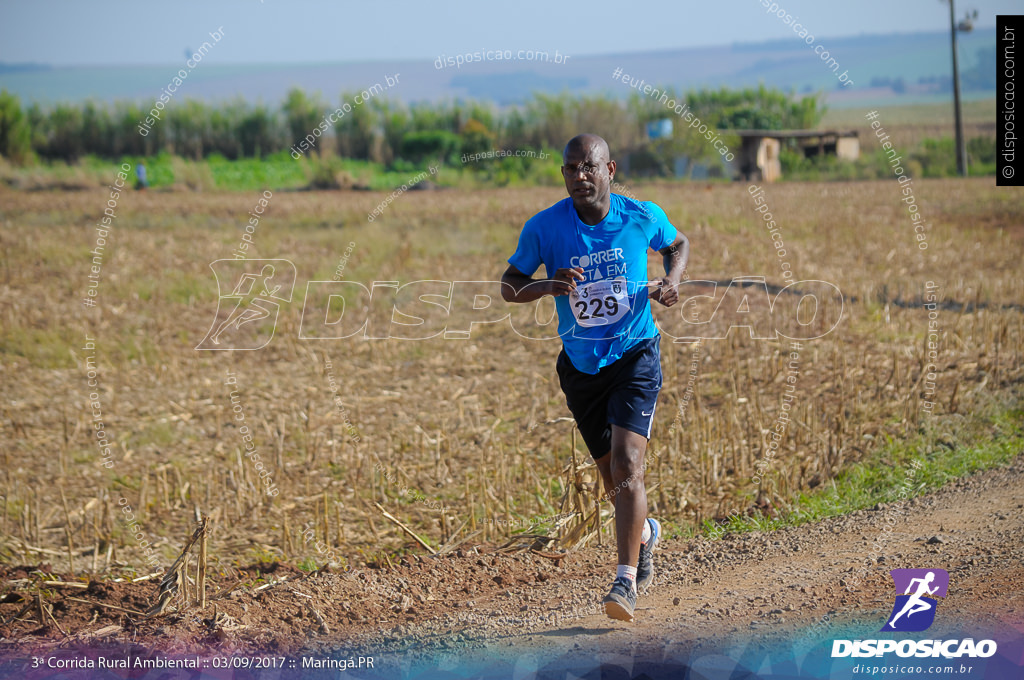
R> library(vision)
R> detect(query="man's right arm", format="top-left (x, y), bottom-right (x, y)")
top-left (500, 264), bottom-right (585, 303)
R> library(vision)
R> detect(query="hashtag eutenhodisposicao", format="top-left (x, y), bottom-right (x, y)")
top-left (85, 162), bottom-right (131, 307)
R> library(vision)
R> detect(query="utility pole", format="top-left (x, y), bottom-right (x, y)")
top-left (948, 1), bottom-right (976, 177)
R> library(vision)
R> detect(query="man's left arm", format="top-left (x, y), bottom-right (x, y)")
top-left (650, 232), bottom-right (689, 307)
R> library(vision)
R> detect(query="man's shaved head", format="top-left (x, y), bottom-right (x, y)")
top-left (561, 133), bottom-right (616, 224)
top-left (563, 134), bottom-right (610, 165)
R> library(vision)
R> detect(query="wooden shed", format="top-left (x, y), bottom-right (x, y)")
top-left (733, 129), bottom-right (860, 182)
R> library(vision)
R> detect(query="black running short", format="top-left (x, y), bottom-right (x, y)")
top-left (555, 336), bottom-right (662, 459)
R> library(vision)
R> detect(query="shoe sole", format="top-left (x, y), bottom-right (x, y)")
top-left (603, 596), bottom-right (635, 622)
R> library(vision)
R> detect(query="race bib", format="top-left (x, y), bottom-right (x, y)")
top-left (569, 277), bottom-right (630, 327)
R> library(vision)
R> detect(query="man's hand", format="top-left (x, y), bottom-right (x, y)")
top-left (648, 276), bottom-right (680, 307)
top-left (546, 267), bottom-right (586, 296)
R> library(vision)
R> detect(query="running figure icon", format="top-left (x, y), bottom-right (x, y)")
top-left (881, 568), bottom-right (949, 632)
top-left (887, 571), bottom-right (939, 628)
top-left (196, 258), bottom-right (297, 351)
top-left (211, 264), bottom-right (283, 345)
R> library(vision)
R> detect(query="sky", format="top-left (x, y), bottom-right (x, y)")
top-left (0, 0), bottom-right (1016, 67)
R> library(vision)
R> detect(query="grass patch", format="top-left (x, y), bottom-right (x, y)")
top-left (1, 327), bottom-right (78, 368)
top-left (692, 395), bottom-right (1023, 540)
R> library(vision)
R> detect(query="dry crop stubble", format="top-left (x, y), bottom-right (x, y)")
top-left (0, 179), bottom-right (1020, 578)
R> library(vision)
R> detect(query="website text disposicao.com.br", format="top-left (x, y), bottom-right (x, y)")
top-left (849, 663), bottom-right (978, 676)
top-left (461, 148), bottom-right (551, 163)
top-left (289, 73), bottom-right (400, 158)
top-left (435, 48), bottom-right (570, 69)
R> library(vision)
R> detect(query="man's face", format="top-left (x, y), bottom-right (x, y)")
top-left (561, 143), bottom-right (613, 210)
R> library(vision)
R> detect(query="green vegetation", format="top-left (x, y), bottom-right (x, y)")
top-left (691, 394), bottom-right (1024, 540)
top-left (780, 134), bottom-right (996, 180)
top-left (0, 86), bottom-right (1002, 187)
top-left (0, 85), bottom-right (824, 185)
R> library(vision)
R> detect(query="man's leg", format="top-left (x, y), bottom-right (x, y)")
top-left (607, 426), bottom-right (649, 570)
top-left (598, 426), bottom-right (650, 621)
top-left (594, 452), bottom-right (613, 502)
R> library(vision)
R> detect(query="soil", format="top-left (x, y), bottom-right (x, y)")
top-left (1, 455), bottom-right (1022, 676)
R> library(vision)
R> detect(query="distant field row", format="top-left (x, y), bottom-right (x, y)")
top-left (821, 98), bottom-right (995, 126)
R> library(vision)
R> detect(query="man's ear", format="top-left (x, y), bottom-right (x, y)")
top-left (607, 159), bottom-right (617, 180)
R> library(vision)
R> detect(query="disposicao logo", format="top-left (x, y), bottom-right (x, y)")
top-left (831, 568), bottom-right (997, 659)
top-left (882, 568), bottom-right (948, 632)
top-left (196, 259), bottom-right (296, 350)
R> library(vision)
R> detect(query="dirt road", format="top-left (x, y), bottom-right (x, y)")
top-left (2, 455), bottom-right (1022, 678)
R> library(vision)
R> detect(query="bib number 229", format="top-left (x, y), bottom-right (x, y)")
top-left (569, 278), bottom-right (630, 327)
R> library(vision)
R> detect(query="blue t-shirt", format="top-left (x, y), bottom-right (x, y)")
top-left (509, 193), bottom-right (678, 374)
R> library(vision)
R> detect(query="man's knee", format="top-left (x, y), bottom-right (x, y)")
top-left (610, 445), bottom-right (645, 486)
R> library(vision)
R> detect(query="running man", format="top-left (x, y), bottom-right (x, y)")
top-left (500, 133), bottom-right (689, 621)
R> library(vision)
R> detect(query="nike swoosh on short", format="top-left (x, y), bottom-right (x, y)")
top-left (641, 410), bottom-right (653, 416)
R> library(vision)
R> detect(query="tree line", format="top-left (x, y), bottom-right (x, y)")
top-left (0, 85), bottom-right (824, 174)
